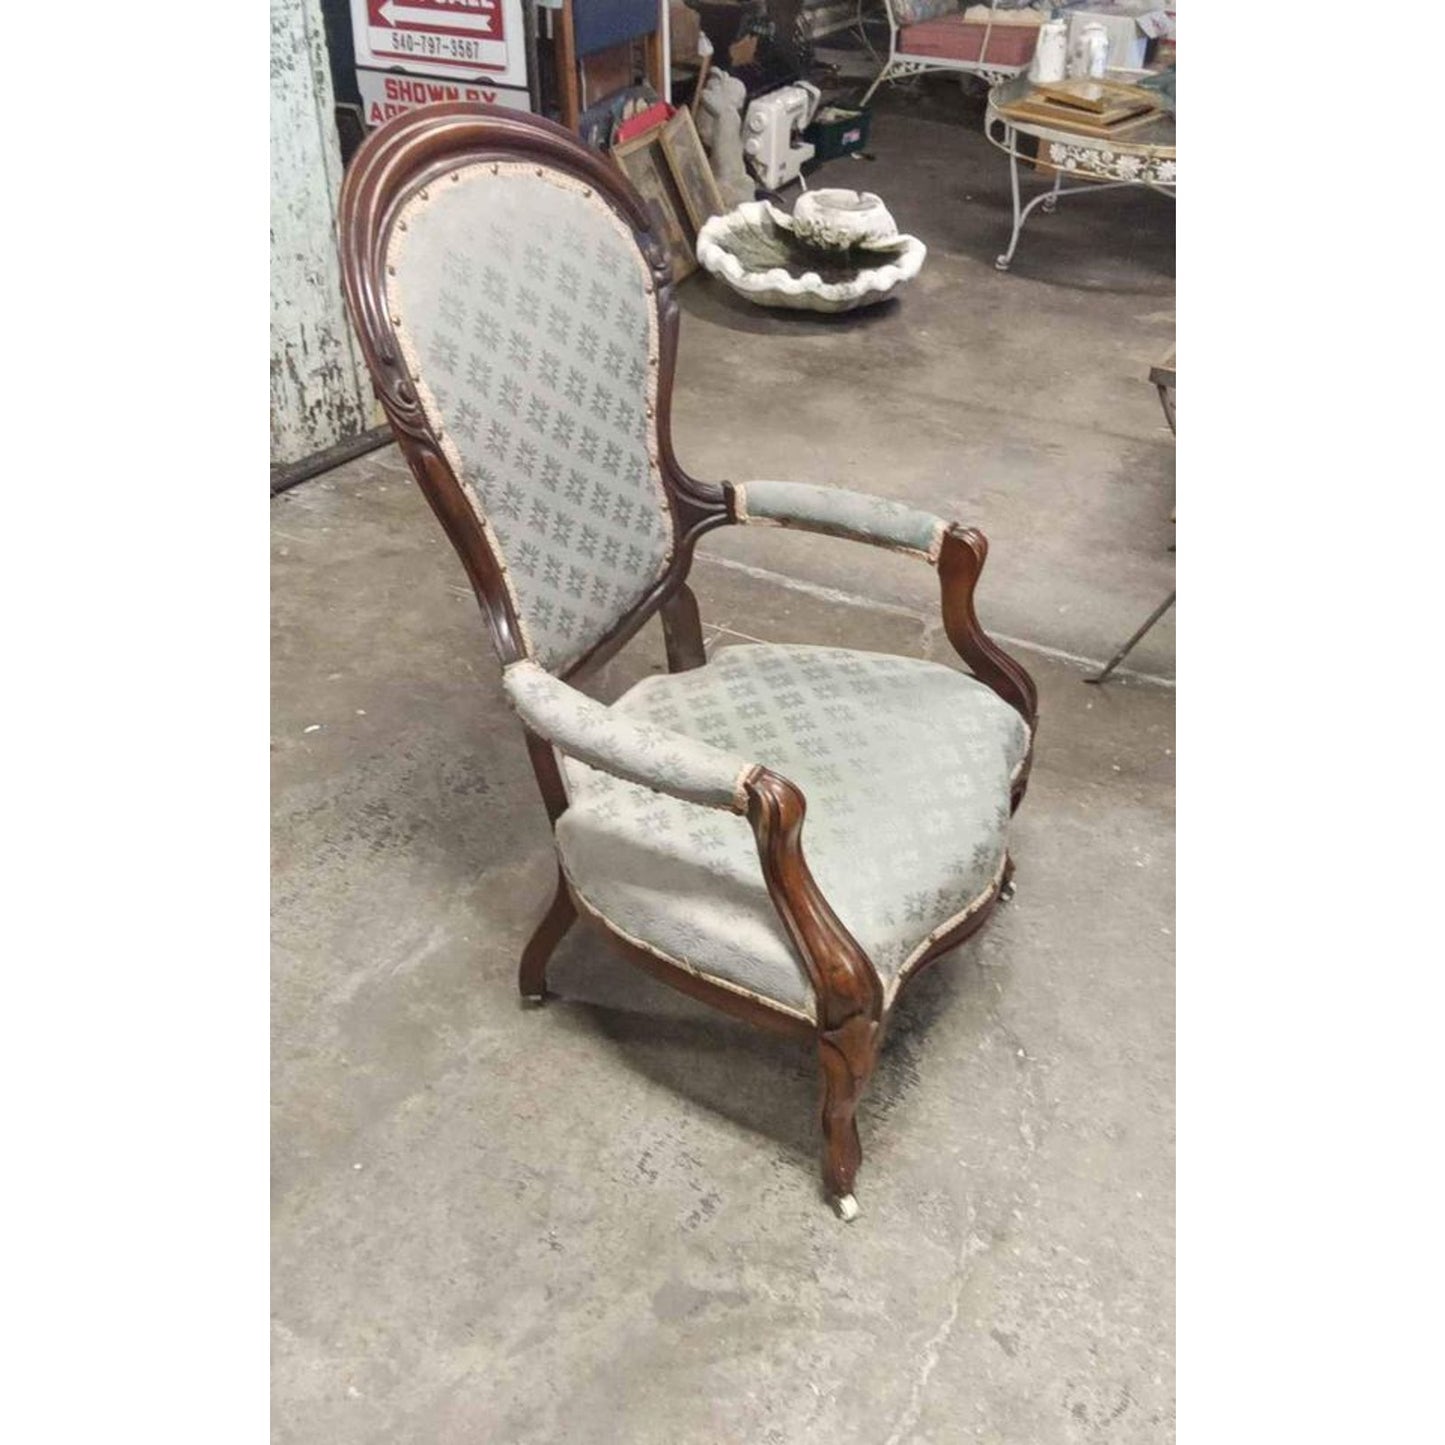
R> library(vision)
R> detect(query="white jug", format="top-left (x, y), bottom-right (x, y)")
top-left (1029, 19), bottom-right (1068, 84)
top-left (1068, 21), bottom-right (1110, 79)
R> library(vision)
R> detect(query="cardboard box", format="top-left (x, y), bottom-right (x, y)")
top-left (581, 41), bottom-right (635, 105)
top-left (670, 1), bottom-right (701, 63)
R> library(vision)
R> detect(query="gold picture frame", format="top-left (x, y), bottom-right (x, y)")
top-left (659, 109), bottom-right (726, 233)
top-left (611, 127), bottom-right (698, 283)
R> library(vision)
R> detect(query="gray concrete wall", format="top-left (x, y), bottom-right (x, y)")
top-left (270, 0), bottom-right (372, 468)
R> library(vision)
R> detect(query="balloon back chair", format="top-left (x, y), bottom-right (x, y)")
top-left (337, 104), bottom-right (1039, 1219)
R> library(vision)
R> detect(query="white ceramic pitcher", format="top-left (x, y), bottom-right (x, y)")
top-left (1068, 21), bottom-right (1110, 79)
top-left (1029, 19), bottom-right (1068, 84)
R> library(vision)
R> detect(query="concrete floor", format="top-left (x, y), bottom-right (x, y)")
top-left (273, 87), bottom-right (1174, 1444)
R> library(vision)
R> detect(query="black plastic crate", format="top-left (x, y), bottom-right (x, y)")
top-left (805, 104), bottom-right (872, 162)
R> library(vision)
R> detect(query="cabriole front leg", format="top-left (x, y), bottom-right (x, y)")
top-left (818, 1013), bottom-right (879, 1220)
top-left (744, 768), bottom-right (885, 1219)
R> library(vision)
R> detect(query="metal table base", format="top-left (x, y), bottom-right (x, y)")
top-left (989, 125), bottom-right (1176, 272)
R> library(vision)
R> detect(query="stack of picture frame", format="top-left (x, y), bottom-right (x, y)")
top-left (612, 109), bottom-right (727, 283)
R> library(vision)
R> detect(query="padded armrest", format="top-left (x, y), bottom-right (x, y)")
top-left (733, 480), bottom-right (949, 563)
top-left (502, 660), bottom-right (758, 813)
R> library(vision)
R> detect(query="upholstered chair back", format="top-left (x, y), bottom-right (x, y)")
top-left (384, 163), bottom-right (676, 672)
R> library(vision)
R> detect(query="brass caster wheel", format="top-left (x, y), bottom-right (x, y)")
top-left (995, 255), bottom-right (1011, 271)
top-left (520, 993), bottom-right (547, 1009)
top-left (832, 1193), bottom-right (860, 1222)
top-left (1000, 878), bottom-right (1017, 903)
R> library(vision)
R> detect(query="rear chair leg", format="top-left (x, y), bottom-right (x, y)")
top-left (520, 871), bottom-right (576, 1005)
top-left (660, 583), bottom-right (707, 673)
top-left (1000, 853), bottom-right (1017, 903)
top-left (818, 1015), bottom-right (879, 1221)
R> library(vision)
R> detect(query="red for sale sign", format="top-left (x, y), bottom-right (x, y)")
top-left (351, 0), bottom-right (527, 87)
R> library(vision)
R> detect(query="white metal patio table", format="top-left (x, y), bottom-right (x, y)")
top-left (984, 73), bottom-right (1176, 272)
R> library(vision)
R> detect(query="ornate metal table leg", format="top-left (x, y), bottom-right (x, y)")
top-left (1042, 166), bottom-right (1062, 213)
top-left (997, 184), bottom-right (1069, 272)
top-left (994, 155), bottom-right (1158, 273)
top-left (995, 138), bottom-right (1075, 271)
top-left (996, 132), bottom-right (1025, 271)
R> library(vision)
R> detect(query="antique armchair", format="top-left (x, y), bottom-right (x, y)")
top-left (338, 105), bottom-right (1039, 1219)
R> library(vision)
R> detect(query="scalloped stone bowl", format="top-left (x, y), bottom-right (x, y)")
top-left (791, 189), bottom-right (897, 250)
top-left (696, 199), bottom-right (927, 314)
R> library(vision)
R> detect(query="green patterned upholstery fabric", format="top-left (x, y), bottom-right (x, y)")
top-left (502, 660), bottom-right (755, 812)
top-left (387, 165), bottom-right (675, 672)
top-left (555, 644), bottom-right (1030, 1019)
top-left (736, 480), bottom-right (947, 560)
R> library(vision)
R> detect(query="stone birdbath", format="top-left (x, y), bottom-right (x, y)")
top-left (696, 189), bottom-right (926, 313)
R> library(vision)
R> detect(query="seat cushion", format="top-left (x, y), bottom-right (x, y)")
top-left (555, 644), bottom-right (1030, 1020)
top-left (897, 16), bottom-right (1039, 65)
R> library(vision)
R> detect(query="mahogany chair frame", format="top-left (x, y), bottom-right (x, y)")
top-left (338, 104), bottom-right (1039, 1216)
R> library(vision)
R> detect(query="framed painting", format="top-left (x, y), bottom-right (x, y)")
top-left (659, 109), bottom-right (726, 233)
top-left (612, 128), bottom-right (697, 283)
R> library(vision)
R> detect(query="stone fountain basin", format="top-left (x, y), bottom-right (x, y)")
top-left (696, 200), bottom-right (927, 313)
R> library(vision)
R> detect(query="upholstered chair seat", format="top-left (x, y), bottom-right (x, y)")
top-left (550, 643), bottom-right (1030, 1020)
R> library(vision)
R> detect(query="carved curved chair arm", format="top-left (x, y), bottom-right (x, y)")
top-left (744, 770), bottom-right (885, 1039)
top-left (503, 660), bottom-right (758, 812)
top-left (728, 482), bottom-right (1039, 727)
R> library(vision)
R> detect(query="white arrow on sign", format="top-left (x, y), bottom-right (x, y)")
top-left (379, 0), bottom-right (497, 32)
